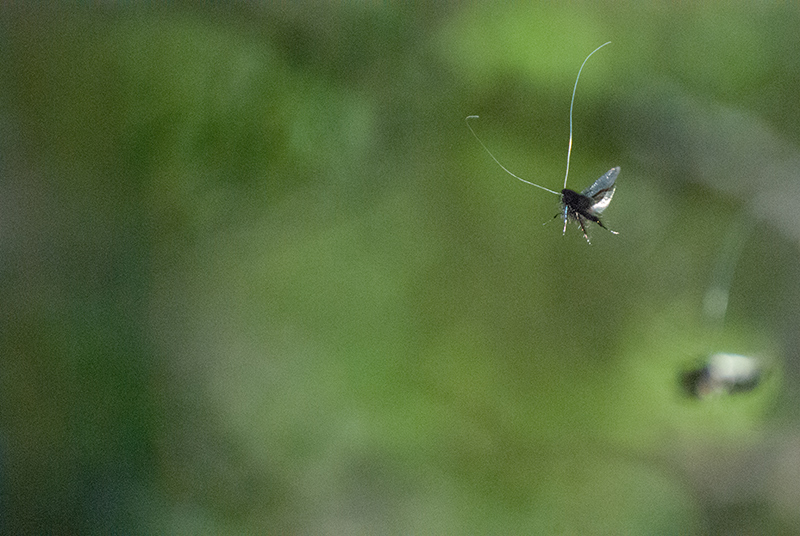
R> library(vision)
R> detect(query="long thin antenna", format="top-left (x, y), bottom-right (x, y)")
top-left (465, 116), bottom-right (559, 195)
top-left (564, 41), bottom-right (611, 189)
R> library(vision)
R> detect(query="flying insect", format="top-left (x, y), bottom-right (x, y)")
top-left (466, 42), bottom-right (619, 244)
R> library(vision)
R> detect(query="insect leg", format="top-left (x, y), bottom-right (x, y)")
top-left (578, 217), bottom-right (591, 243)
top-left (595, 219), bottom-right (619, 235)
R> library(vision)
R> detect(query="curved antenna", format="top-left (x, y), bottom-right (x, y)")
top-left (465, 116), bottom-right (559, 195)
top-left (564, 41), bottom-right (611, 189)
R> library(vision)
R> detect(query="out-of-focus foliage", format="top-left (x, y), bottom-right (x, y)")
top-left (2, 3), bottom-right (800, 534)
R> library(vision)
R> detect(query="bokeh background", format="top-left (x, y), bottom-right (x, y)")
top-left (3, 3), bottom-right (800, 534)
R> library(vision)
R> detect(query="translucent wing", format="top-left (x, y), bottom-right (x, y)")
top-left (581, 166), bottom-right (619, 215)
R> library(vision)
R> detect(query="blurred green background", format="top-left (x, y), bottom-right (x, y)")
top-left (3, 3), bottom-right (800, 534)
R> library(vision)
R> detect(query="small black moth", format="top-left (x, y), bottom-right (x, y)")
top-left (466, 42), bottom-right (619, 244)
top-left (558, 166), bottom-right (619, 242)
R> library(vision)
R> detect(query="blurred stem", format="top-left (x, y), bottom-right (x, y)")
top-left (702, 215), bottom-right (755, 329)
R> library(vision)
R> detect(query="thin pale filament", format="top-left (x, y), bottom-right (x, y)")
top-left (564, 41), bottom-right (611, 189)
top-left (465, 116), bottom-right (559, 196)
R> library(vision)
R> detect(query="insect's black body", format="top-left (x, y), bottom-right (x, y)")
top-left (557, 166), bottom-right (619, 243)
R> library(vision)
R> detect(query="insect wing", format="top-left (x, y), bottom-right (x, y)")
top-left (581, 166), bottom-right (619, 215)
